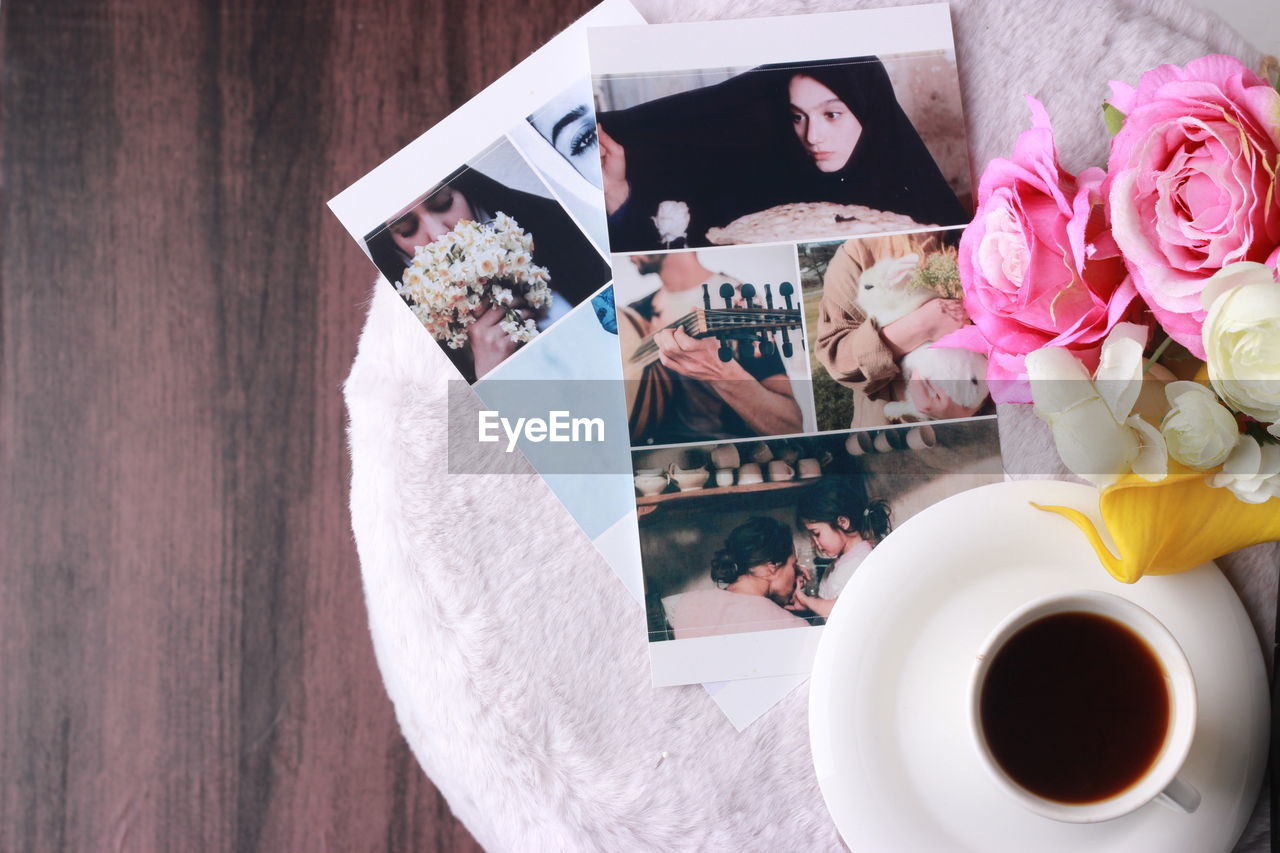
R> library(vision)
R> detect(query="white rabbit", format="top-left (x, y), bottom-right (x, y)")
top-left (855, 252), bottom-right (989, 422)
top-left (884, 346), bottom-right (989, 421)
top-left (855, 252), bottom-right (926, 325)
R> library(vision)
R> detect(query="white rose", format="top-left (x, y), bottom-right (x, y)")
top-left (1210, 434), bottom-right (1280, 504)
top-left (652, 200), bottom-right (690, 246)
top-left (1026, 323), bottom-right (1167, 488)
top-left (1200, 262), bottom-right (1280, 437)
top-left (1160, 381), bottom-right (1239, 469)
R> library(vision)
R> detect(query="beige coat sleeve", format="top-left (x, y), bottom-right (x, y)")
top-left (814, 239), bottom-right (900, 394)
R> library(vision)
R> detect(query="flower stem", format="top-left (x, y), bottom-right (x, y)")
top-left (1144, 336), bottom-right (1173, 374)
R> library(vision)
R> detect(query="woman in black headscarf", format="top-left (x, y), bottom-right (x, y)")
top-left (365, 166), bottom-right (611, 382)
top-left (599, 56), bottom-right (968, 252)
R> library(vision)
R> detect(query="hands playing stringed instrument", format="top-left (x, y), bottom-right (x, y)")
top-left (622, 280), bottom-right (805, 442)
top-left (650, 327), bottom-right (742, 382)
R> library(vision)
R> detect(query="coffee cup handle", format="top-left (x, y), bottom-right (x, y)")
top-left (1154, 775), bottom-right (1201, 814)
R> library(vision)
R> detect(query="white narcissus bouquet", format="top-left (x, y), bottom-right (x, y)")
top-left (394, 212), bottom-right (552, 349)
top-left (951, 55), bottom-right (1280, 583)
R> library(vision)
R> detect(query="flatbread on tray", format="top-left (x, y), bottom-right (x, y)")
top-left (705, 202), bottom-right (930, 245)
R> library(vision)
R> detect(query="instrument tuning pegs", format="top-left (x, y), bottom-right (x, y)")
top-left (719, 282), bottom-right (735, 309)
top-left (740, 283), bottom-right (756, 308)
top-left (782, 339), bottom-right (794, 358)
top-left (779, 281), bottom-right (794, 310)
top-left (717, 340), bottom-right (734, 362)
top-left (760, 339), bottom-right (776, 357)
top-left (764, 283), bottom-right (774, 310)
top-left (702, 282), bottom-right (711, 310)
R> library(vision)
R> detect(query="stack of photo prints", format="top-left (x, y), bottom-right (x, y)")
top-left (329, 1), bottom-right (1004, 729)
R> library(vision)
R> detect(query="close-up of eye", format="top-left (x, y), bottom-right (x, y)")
top-left (390, 214), bottom-right (419, 238)
top-left (568, 121), bottom-right (597, 157)
top-left (425, 189), bottom-right (454, 213)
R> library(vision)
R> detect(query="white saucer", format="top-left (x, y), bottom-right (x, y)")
top-left (809, 480), bottom-right (1269, 852)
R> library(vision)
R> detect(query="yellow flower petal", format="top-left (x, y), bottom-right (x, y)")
top-left (1032, 460), bottom-right (1280, 583)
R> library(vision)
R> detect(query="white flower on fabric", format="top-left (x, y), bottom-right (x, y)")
top-left (1210, 434), bottom-right (1280, 504)
top-left (1161, 381), bottom-right (1240, 469)
top-left (652, 200), bottom-right (690, 246)
top-left (1026, 322), bottom-right (1168, 488)
top-left (1200, 262), bottom-right (1280, 437)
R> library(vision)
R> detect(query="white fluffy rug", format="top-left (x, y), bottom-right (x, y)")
top-left (344, 1), bottom-right (1274, 849)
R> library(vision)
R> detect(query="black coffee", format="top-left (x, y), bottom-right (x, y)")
top-left (979, 611), bottom-right (1170, 804)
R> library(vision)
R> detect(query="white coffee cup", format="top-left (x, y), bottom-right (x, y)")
top-left (737, 462), bottom-right (763, 485)
top-left (797, 457), bottom-right (821, 478)
top-left (969, 590), bottom-right (1199, 823)
top-left (715, 468), bottom-right (735, 487)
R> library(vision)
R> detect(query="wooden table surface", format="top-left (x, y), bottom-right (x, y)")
top-left (2, 0), bottom-right (595, 848)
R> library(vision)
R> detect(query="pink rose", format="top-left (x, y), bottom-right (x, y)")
top-left (1107, 55), bottom-right (1280, 358)
top-left (945, 98), bottom-right (1137, 404)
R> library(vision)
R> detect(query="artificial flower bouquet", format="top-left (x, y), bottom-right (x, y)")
top-left (394, 212), bottom-right (551, 349)
top-left (944, 55), bottom-right (1280, 583)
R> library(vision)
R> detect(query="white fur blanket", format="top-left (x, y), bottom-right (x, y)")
top-left (344, 0), bottom-right (1275, 849)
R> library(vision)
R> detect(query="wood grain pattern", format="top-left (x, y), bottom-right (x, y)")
top-left (2, 0), bottom-right (595, 848)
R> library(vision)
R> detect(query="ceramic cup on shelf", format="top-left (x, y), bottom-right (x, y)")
top-left (634, 472), bottom-right (668, 497)
top-left (797, 458), bottom-right (821, 479)
top-left (737, 463), bottom-right (763, 485)
top-left (906, 426), bottom-right (936, 450)
top-left (715, 468), bottom-right (735, 487)
top-left (750, 442), bottom-right (774, 464)
top-left (670, 465), bottom-right (709, 491)
top-left (767, 460), bottom-right (795, 482)
top-left (969, 590), bottom-right (1200, 823)
top-left (873, 432), bottom-right (893, 453)
top-left (845, 432), bottom-right (871, 456)
top-left (710, 443), bottom-right (740, 470)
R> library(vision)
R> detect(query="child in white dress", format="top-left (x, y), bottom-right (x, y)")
top-left (792, 479), bottom-right (891, 617)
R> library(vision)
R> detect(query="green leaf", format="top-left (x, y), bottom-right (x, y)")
top-left (1102, 102), bottom-right (1126, 137)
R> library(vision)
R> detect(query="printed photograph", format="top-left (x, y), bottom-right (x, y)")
top-left (528, 77), bottom-right (603, 189)
top-left (594, 52), bottom-right (971, 252)
top-left (800, 229), bottom-right (993, 431)
top-left (509, 78), bottom-right (610, 253)
top-left (363, 137), bottom-right (610, 383)
top-left (632, 420), bottom-right (1002, 682)
top-left (610, 244), bottom-right (816, 447)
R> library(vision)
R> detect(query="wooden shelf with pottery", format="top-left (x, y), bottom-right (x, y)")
top-left (636, 476), bottom-right (821, 518)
